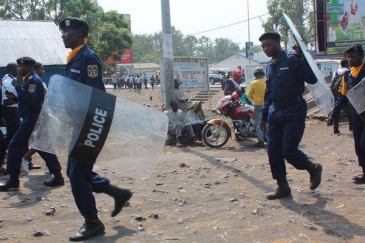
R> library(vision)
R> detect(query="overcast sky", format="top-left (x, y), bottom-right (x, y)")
top-left (97, 0), bottom-right (269, 48)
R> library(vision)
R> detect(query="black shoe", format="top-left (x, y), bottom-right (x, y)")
top-left (43, 176), bottom-right (64, 187)
top-left (28, 161), bottom-right (41, 170)
top-left (0, 167), bottom-right (7, 176)
top-left (353, 174), bottom-right (365, 184)
top-left (266, 186), bottom-right (291, 200)
top-left (69, 222), bottom-right (105, 242)
top-left (309, 163), bottom-right (322, 190)
top-left (112, 189), bottom-right (133, 217)
top-left (333, 129), bottom-right (340, 134)
top-left (254, 141), bottom-right (265, 148)
top-left (0, 178), bottom-right (19, 191)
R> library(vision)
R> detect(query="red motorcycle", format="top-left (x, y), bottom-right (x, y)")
top-left (202, 92), bottom-right (256, 148)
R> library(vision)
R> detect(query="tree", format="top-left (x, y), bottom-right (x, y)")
top-left (262, 0), bottom-right (314, 49)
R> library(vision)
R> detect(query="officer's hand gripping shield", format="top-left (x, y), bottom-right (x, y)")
top-left (347, 77), bottom-right (365, 122)
top-left (283, 13), bottom-right (334, 115)
top-left (29, 75), bottom-right (168, 179)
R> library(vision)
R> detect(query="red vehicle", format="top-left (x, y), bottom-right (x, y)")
top-left (202, 92), bottom-right (256, 148)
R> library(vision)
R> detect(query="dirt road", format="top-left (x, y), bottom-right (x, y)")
top-left (0, 88), bottom-right (364, 242)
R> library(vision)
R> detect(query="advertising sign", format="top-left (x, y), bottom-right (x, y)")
top-left (172, 57), bottom-right (209, 91)
top-left (326, 0), bottom-right (365, 54)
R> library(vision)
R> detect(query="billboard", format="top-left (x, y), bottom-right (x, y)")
top-left (160, 57), bottom-right (209, 91)
top-left (326, 0), bottom-right (365, 54)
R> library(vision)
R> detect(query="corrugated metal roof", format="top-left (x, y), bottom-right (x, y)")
top-left (0, 20), bottom-right (69, 67)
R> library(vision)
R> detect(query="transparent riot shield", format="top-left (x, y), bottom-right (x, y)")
top-left (347, 78), bottom-right (365, 122)
top-left (283, 13), bottom-right (334, 115)
top-left (29, 75), bottom-right (168, 179)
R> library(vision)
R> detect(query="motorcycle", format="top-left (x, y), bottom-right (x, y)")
top-left (202, 92), bottom-right (256, 148)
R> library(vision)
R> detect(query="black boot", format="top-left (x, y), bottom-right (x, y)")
top-left (307, 162), bottom-right (322, 190)
top-left (266, 176), bottom-right (291, 200)
top-left (43, 171), bottom-right (64, 187)
top-left (103, 184), bottom-right (132, 217)
top-left (0, 175), bottom-right (20, 191)
top-left (353, 166), bottom-right (365, 184)
top-left (69, 216), bottom-right (105, 242)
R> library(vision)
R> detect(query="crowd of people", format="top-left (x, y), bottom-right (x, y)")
top-left (111, 72), bottom-right (160, 90)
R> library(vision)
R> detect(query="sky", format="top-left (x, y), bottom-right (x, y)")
top-left (97, 0), bottom-right (269, 48)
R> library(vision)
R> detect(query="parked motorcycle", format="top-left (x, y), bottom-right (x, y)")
top-left (202, 92), bottom-right (256, 148)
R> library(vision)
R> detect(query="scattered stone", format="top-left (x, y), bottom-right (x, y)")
top-left (133, 215), bottom-right (146, 222)
top-left (179, 163), bottom-right (186, 167)
top-left (27, 217), bottom-right (32, 221)
top-left (212, 226), bottom-right (219, 230)
top-left (229, 197), bottom-right (237, 202)
top-left (44, 207), bottom-right (56, 216)
top-left (152, 189), bottom-right (167, 193)
top-left (138, 224), bottom-right (145, 231)
top-left (252, 208), bottom-right (263, 216)
top-left (178, 186), bottom-right (183, 189)
top-left (302, 222), bottom-right (318, 231)
top-left (155, 182), bottom-right (163, 185)
top-left (149, 214), bottom-right (159, 219)
top-left (34, 231), bottom-right (44, 237)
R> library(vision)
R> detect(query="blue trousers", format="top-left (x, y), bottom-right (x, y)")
top-left (352, 111), bottom-right (365, 167)
top-left (2, 107), bottom-right (20, 147)
top-left (267, 117), bottom-right (310, 179)
top-left (67, 158), bottom-right (110, 218)
top-left (0, 130), bottom-right (6, 167)
top-left (7, 115), bottom-right (61, 176)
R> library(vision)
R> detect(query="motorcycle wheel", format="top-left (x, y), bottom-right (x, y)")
top-left (202, 124), bottom-right (230, 148)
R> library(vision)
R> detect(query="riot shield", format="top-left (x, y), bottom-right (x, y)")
top-left (283, 13), bottom-right (334, 115)
top-left (29, 75), bottom-right (169, 179)
top-left (347, 77), bottom-right (365, 122)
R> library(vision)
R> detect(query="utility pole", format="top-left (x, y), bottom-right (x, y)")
top-left (247, 0), bottom-right (251, 65)
top-left (161, 0), bottom-right (174, 109)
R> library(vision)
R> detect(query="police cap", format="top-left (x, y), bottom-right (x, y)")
top-left (259, 32), bottom-right (281, 42)
top-left (16, 57), bottom-right (36, 66)
top-left (344, 44), bottom-right (364, 54)
top-left (59, 17), bottom-right (89, 36)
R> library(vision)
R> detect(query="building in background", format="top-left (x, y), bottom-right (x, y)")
top-left (0, 20), bottom-right (69, 85)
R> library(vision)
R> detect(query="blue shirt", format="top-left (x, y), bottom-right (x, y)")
top-left (65, 45), bottom-right (105, 91)
top-left (262, 51), bottom-right (317, 122)
top-left (15, 71), bottom-right (45, 119)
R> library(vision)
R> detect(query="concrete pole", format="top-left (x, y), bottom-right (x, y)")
top-left (161, 0), bottom-right (174, 109)
top-left (247, 0), bottom-right (251, 65)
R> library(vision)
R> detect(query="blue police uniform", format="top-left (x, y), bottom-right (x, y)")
top-left (331, 65), bottom-right (365, 166)
top-left (7, 71), bottom-right (62, 177)
top-left (65, 45), bottom-right (111, 218)
top-left (262, 51), bottom-right (317, 179)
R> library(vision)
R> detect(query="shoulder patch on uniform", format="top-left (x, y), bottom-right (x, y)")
top-left (28, 75), bottom-right (33, 80)
top-left (87, 65), bottom-right (98, 78)
top-left (28, 84), bottom-right (36, 93)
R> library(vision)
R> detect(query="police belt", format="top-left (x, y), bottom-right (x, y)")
top-left (273, 95), bottom-right (302, 109)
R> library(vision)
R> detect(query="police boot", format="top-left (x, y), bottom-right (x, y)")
top-left (306, 162), bottom-right (322, 190)
top-left (353, 166), bottom-right (365, 184)
top-left (69, 215), bottom-right (105, 242)
top-left (0, 175), bottom-right (20, 191)
top-left (266, 176), bottom-right (291, 200)
top-left (43, 171), bottom-right (65, 187)
top-left (103, 184), bottom-right (132, 217)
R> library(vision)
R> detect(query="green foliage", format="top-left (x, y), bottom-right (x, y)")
top-left (262, 0), bottom-right (314, 49)
top-left (133, 29), bottom-right (242, 65)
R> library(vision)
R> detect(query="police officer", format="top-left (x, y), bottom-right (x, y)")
top-left (327, 44), bottom-right (365, 184)
top-left (0, 57), bottom-right (64, 191)
top-left (259, 32), bottom-right (322, 200)
top-left (1, 63), bottom-right (21, 147)
top-left (59, 17), bottom-right (132, 241)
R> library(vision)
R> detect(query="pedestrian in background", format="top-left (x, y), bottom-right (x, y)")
top-left (247, 67), bottom-right (266, 148)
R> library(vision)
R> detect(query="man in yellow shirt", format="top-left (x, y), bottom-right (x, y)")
top-left (247, 67), bottom-right (266, 147)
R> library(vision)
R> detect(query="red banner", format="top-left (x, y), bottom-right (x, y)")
top-left (105, 49), bottom-right (133, 64)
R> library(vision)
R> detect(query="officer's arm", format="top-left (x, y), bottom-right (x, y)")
top-left (18, 81), bottom-right (39, 108)
top-left (84, 57), bottom-right (105, 91)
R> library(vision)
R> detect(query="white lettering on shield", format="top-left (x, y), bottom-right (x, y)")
top-left (84, 108), bottom-right (107, 148)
